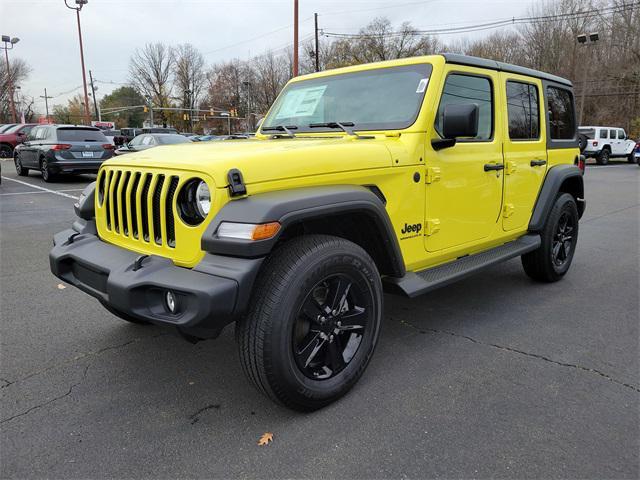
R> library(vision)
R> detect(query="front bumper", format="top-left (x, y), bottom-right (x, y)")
top-left (50, 221), bottom-right (263, 338)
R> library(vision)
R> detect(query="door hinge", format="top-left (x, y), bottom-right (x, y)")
top-left (505, 161), bottom-right (517, 175)
top-left (503, 204), bottom-right (515, 218)
top-left (425, 219), bottom-right (441, 235)
top-left (425, 167), bottom-right (441, 184)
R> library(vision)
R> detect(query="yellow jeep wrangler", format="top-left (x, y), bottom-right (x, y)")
top-left (50, 54), bottom-right (585, 411)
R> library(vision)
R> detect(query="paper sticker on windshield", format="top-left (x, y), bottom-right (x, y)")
top-left (416, 78), bottom-right (429, 93)
top-left (275, 85), bottom-right (327, 119)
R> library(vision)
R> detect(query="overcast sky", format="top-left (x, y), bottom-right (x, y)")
top-left (1, 0), bottom-right (539, 116)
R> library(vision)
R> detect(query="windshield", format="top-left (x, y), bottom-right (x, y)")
top-left (263, 63), bottom-right (433, 132)
top-left (157, 134), bottom-right (192, 145)
top-left (0, 124), bottom-right (17, 133)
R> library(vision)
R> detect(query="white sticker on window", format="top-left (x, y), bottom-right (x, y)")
top-left (416, 78), bottom-right (429, 93)
top-left (275, 85), bottom-right (328, 119)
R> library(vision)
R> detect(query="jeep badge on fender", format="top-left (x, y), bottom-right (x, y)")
top-left (50, 54), bottom-right (585, 411)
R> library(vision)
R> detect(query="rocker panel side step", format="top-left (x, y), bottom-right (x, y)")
top-left (384, 234), bottom-right (541, 297)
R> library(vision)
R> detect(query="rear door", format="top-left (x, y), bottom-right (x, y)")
top-left (501, 74), bottom-right (547, 231)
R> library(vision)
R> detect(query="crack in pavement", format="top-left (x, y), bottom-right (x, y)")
top-left (0, 364), bottom-right (91, 425)
top-left (0, 332), bottom-right (172, 390)
top-left (189, 404), bottom-right (221, 424)
top-left (394, 317), bottom-right (640, 394)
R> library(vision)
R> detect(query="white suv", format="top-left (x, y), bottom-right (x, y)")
top-left (579, 126), bottom-right (637, 165)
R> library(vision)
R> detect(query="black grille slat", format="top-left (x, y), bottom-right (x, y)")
top-left (166, 176), bottom-right (179, 248)
top-left (112, 171), bottom-right (122, 233)
top-left (120, 171), bottom-right (130, 235)
top-left (140, 174), bottom-right (152, 242)
top-left (129, 173), bottom-right (141, 239)
top-left (152, 175), bottom-right (165, 245)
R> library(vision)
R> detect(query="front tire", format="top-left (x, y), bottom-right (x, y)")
top-left (236, 234), bottom-right (383, 411)
top-left (14, 154), bottom-right (29, 176)
top-left (522, 193), bottom-right (579, 282)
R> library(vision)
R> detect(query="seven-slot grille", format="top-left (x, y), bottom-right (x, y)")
top-left (98, 169), bottom-right (180, 248)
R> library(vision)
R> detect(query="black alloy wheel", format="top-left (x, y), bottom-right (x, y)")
top-left (14, 154), bottom-right (28, 176)
top-left (41, 159), bottom-right (52, 182)
top-left (551, 211), bottom-right (576, 268)
top-left (293, 274), bottom-right (370, 380)
top-left (0, 144), bottom-right (12, 159)
top-left (597, 148), bottom-right (610, 165)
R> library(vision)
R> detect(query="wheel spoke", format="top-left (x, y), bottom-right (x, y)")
top-left (301, 297), bottom-right (324, 324)
top-left (327, 278), bottom-right (352, 314)
top-left (552, 241), bottom-right (562, 261)
top-left (337, 306), bottom-right (366, 331)
top-left (326, 337), bottom-right (345, 372)
top-left (296, 333), bottom-right (325, 368)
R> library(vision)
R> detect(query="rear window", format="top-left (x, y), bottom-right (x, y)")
top-left (578, 128), bottom-right (596, 139)
top-left (56, 128), bottom-right (107, 142)
top-left (546, 86), bottom-right (575, 140)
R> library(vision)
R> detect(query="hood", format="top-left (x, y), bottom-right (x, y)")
top-left (103, 137), bottom-right (394, 188)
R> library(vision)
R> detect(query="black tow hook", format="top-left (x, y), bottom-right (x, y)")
top-left (132, 254), bottom-right (149, 272)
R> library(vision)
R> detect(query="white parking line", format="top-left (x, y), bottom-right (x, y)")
top-left (0, 177), bottom-right (80, 200)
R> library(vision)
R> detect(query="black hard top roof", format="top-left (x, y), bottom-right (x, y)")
top-left (442, 53), bottom-right (573, 87)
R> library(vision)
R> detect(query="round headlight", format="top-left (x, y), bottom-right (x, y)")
top-left (178, 178), bottom-right (211, 226)
top-left (195, 181), bottom-right (210, 217)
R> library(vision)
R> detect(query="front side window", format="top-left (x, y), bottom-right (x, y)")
top-left (618, 130), bottom-right (625, 140)
top-left (263, 64), bottom-right (433, 132)
top-left (609, 129), bottom-right (616, 139)
top-left (506, 81), bottom-right (540, 140)
top-left (546, 86), bottom-right (575, 140)
top-left (435, 73), bottom-right (493, 141)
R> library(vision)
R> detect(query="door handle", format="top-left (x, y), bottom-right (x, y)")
top-left (530, 159), bottom-right (547, 167)
top-left (484, 163), bottom-right (505, 172)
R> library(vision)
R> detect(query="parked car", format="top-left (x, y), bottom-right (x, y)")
top-left (0, 123), bottom-right (37, 158)
top-left (141, 127), bottom-right (178, 134)
top-left (197, 134), bottom-right (249, 141)
top-left (114, 133), bottom-right (192, 155)
top-left (102, 129), bottom-right (123, 146)
top-left (51, 54), bottom-right (586, 411)
top-left (634, 140), bottom-right (640, 165)
top-left (119, 127), bottom-right (142, 144)
top-left (13, 125), bottom-right (114, 182)
top-left (578, 126), bottom-right (636, 164)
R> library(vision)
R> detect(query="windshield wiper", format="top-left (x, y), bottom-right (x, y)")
top-left (261, 125), bottom-right (298, 138)
top-left (309, 121), bottom-right (358, 136)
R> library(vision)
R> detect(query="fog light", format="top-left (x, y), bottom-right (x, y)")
top-left (165, 291), bottom-right (178, 314)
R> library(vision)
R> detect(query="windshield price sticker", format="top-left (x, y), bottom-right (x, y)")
top-left (416, 78), bottom-right (429, 93)
top-left (275, 85), bottom-right (327, 119)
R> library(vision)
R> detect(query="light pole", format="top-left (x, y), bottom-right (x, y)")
top-left (221, 112), bottom-right (231, 135)
top-left (293, 0), bottom-right (299, 76)
top-left (577, 32), bottom-right (599, 125)
top-left (1, 35), bottom-right (19, 123)
top-left (65, 0), bottom-right (91, 125)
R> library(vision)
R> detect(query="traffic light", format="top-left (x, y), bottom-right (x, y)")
top-left (143, 106), bottom-right (148, 113)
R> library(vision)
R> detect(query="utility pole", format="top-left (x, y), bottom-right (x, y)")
top-left (293, 0), bottom-right (299, 77)
top-left (65, 0), bottom-right (91, 125)
top-left (314, 13), bottom-right (320, 72)
top-left (40, 88), bottom-right (53, 122)
top-left (89, 70), bottom-right (99, 121)
top-left (1, 35), bottom-right (19, 123)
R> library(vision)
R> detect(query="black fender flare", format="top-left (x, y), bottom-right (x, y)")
top-left (529, 164), bottom-right (585, 232)
top-left (201, 185), bottom-right (405, 276)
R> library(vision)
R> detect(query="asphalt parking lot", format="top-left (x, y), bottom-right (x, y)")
top-left (1, 159), bottom-right (638, 479)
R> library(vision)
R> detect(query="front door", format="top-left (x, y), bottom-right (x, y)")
top-left (501, 74), bottom-right (548, 231)
top-left (425, 68), bottom-right (504, 252)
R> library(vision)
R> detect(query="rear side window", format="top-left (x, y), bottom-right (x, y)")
top-left (599, 129), bottom-right (607, 139)
top-left (506, 81), bottom-right (540, 140)
top-left (436, 73), bottom-right (493, 141)
top-left (546, 87), bottom-right (575, 140)
top-left (56, 128), bottom-right (107, 142)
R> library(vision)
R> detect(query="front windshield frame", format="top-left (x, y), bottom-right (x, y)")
top-left (261, 63), bottom-right (433, 133)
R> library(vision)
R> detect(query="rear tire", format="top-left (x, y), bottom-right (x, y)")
top-left (0, 144), bottom-right (12, 159)
top-left (236, 234), bottom-right (383, 411)
top-left (40, 159), bottom-right (55, 182)
top-left (522, 193), bottom-right (579, 282)
top-left (596, 148), bottom-right (610, 165)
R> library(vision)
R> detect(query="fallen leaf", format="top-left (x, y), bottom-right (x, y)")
top-left (57, 283), bottom-right (66, 290)
top-left (258, 432), bottom-right (273, 446)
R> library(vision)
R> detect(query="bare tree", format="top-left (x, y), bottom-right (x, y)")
top-left (0, 57), bottom-right (31, 122)
top-left (129, 43), bottom-right (174, 124)
top-left (173, 43), bottom-right (206, 128)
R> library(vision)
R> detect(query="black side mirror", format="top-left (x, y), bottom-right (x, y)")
top-left (433, 103), bottom-right (479, 151)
